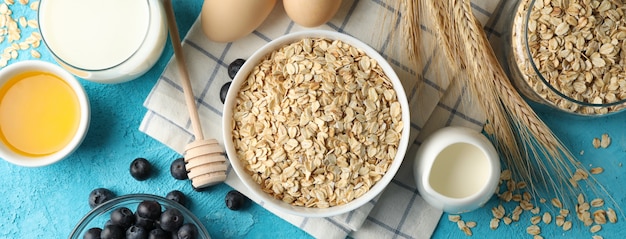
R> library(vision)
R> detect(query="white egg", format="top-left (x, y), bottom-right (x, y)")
top-left (283, 0), bottom-right (342, 28)
top-left (201, 0), bottom-right (277, 42)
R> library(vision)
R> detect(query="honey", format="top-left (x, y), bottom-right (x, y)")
top-left (0, 71), bottom-right (80, 156)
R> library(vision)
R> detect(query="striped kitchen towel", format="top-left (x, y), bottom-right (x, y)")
top-left (140, 0), bottom-right (502, 237)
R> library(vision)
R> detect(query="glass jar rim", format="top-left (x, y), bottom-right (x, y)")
top-left (68, 194), bottom-right (211, 239)
top-left (523, 0), bottom-right (626, 107)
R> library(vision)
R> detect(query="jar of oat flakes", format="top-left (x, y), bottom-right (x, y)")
top-left (505, 0), bottom-right (626, 115)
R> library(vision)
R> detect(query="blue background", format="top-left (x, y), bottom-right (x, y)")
top-left (1, 0), bottom-right (625, 238)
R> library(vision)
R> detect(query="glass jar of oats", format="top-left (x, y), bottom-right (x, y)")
top-left (505, 0), bottom-right (626, 115)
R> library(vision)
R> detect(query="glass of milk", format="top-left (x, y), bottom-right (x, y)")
top-left (38, 0), bottom-right (167, 83)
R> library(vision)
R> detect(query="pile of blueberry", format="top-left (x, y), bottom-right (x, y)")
top-left (83, 199), bottom-right (198, 239)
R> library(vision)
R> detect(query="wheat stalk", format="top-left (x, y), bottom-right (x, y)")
top-left (450, 0), bottom-right (574, 198)
top-left (386, 0), bottom-right (613, 206)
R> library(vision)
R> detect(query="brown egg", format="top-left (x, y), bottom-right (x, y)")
top-left (283, 0), bottom-right (342, 28)
top-left (201, 0), bottom-right (277, 43)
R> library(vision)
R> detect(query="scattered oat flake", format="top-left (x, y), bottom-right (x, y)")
top-left (607, 208), bottom-right (617, 223)
top-left (18, 42), bottom-right (28, 50)
top-left (533, 236), bottom-right (543, 239)
top-left (30, 49), bottom-right (40, 58)
top-left (552, 198), bottom-right (563, 208)
top-left (590, 224), bottom-right (602, 233)
top-left (4, 0), bottom-right (12, 5)
top-left (577, 193), bottom-right (585, 205)
top-left (562, 221), bottom-right (572, 231)
top-left (594, 210), bottom-right (607, 224)
top-left (540, 198), bottom-right (546, 203)
top-left (465, 221), bottom-right (476, 228)
top-left (500, 191), bottom-right (513, 202)
top-left (26, 19), bottom-right (37, 28)
top-left (531, 215), bottom-right (541, 225)
top-left (560, 209), bottom-right (570, 217)
top-left (592, 138), bottom-right (601, 148)
top-left (584, 217), bottom-right (594, 227)
top-left (448, 214), bottom-right (461, 222)
top-left (600, 133), bottom-right (611, 148)
top-left (592, 236), bottom-right (604, 239)
top-left (457, 220), bottom-right (466, 230)
top-left (590, 167), bottom-right (604, 174)
top-left (503, 216), bottom-right (512, 225)
top-left (18, 0), bottom-right (26, 5)
top-left (18, 16), bottom-right (25, 27)
top-left (531, 206), bottom-right (541, 215)
top-left (580, 202), bottom-right (591, 212)
top-left (512, 206), bottom-right (523, 221)
top-left (526, 225), bottom-right (541, 235)
top-left (591, 198), bottom-right (605, 207)
top-left (492, 206), bottom-right (504, 219)
top-left (556, 215), bottom-right (565, 227)
top-left (506, 180), bottom-right (516, 191)
top-left (490, 218), bottom-right (500, 230)
top-left (29, 1), bottom-right (37, 10)
top-left (500, 169), bottom-right (511, 181)
top-left (576, 168), bottom-right (589, 179)
top-left (543, 212), bottom-right (552, 224)
top-left (521, 200), bottom-right (534, 210)
top-left (0, 3), bottom-right (8, 14)
top-left (512, 193), bottom-right (522, 202)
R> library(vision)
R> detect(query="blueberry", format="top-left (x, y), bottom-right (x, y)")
top-left (89, 188), bottom-right (116, 209)
top-left (83, 227), bottom-right (102, 239)
top-left (165, 190), bottom-right (187, 208)
top-left (177, 223), bottom-right (198, 239)
top-left (100, 224), bottom-right (124, 239)
top-left (227, 58), bottom-right (246, 79)
top-left (225, 190), bottom-right (248, 211)
top-left (219, 81), bottom-right (231, 104)
top-left (136, 200), bottom-right (162, 221)
top-left (126, 225), bottom-right (149, 239)
top-left (134, 216), bottom-right (156, 232)
top-left (110, 207), bottom-right (135, 229)
top-left (148, 228), bottom-right (170, 239)
top-left (159, 208), bottom-right (184, 232)
top-left (170, 158), bottom-right (188, 180)
top-left (130, 158), bottom-right (152, 181)
top-left (104, 220), bottom-right (114, 228)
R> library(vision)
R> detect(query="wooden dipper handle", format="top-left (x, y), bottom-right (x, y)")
top-left (164, 0), bottom-right (227, 189)
top-left (164, 0), bottom-right (204, 140)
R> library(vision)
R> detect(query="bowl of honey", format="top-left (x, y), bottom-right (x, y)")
top-left (0, 60), bottom-right (90, 167)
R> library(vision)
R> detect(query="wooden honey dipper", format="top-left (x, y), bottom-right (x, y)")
top-left (164, 0), bottom-right (227, 189)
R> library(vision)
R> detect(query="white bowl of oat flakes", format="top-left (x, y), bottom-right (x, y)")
top-left (222, 30), bottom-right (411, 217)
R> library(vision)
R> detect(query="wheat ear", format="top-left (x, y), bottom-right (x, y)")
top-left (388, 0), bottom-right (614, 207)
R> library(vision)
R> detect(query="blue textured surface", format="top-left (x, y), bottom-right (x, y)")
top-left (0, 1), bottom-right (309, 238)
top-left (432, 103), bottom-right (626, 239)
top-left (2, 1), bottom-right (626, 238)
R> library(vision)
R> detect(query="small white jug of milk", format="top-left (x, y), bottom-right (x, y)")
top-left (414, 126), bottom-right (500, 214)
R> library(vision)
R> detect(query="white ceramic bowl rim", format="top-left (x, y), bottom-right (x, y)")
top-left (68, 194), bottom-right (211, 239)
top-left (0, 60), bottom-right (90, 167)
top-left (222, 30), bottom-right (411, 217)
